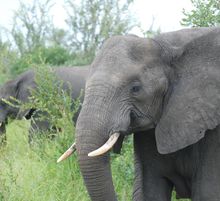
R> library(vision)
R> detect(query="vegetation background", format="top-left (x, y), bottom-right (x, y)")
top-left (0, 0), bottom-right (219, 200)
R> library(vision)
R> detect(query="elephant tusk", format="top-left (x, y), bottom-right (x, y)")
top-left (0, 122), bottom-right (2, 127)
top-left (88, 133), bottom-right (120, 157)
top-left (57, 142), bottom-right (76, 163)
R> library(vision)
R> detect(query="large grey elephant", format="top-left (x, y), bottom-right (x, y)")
top-left (0, 66), bottom-right (89, 144)
top-left (60, 27), bottom-right (220, 201)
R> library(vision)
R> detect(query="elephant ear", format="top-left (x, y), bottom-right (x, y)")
top-left (0, 79), bottom-right (18, 100)
top-left (0, 74), bottom-right (35, 119)
top-left (155, 37), bottom-right (220, 154)
top-left (16, 75), bottom-right (35, 119)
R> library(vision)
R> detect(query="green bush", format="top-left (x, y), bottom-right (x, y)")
top-left (0, 41), bottom-right (17, 83)
top-left (22, 64), bottom-right (81, 138)
top-left (10, 46), bottom-right (72, 76)
top-left (42, 46), bottom-right (72, 66)
top-left (10, 53), bottom-right (36, 76)
top-left (181, 0), bottom-right (220, 27)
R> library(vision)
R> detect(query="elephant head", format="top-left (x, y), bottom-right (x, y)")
top-left (62, 29), bottom-right (220, 200)
top-left (0, 71), bottom-right (36, 133)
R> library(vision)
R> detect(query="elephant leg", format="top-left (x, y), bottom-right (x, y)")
top-left (132, 154), bottom-right (173, 201)
top-left (142, 172), bottom-right (173, 201)
top-left (133, 131), bottom-right (173, 201)
top-left (132, 146), bottom-right (144, 201)
top-left (191, 129), bottom-right (220, 201)
top-left (192, 160), bottom-right (220, 201)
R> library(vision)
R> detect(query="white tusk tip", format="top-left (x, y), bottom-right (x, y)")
top-left (57, 143), bottom-right (76, 163)
top-left (88, 152), bottom-right (98, 157)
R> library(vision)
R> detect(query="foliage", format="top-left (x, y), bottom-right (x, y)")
top-left (10, 46), bottom-right (72, 76)
top-left (10, 0), bottom-right (54, 55)
top-left (6, 0), bottom-right (74, 76)
top-left (0, 120), bottom-right (87, 201)
top-left (181, 0), bottom-right (220, 27)
top-left (9, 51), bottom-right (41, 76)
top-left (42, 46), bottom-right (72, 66)
top-left (140, 18), bottom-right (161, 38)
top-left (64, 0), bottom-right (137, 63)
top-left (0, 38), bottom-right (17, 83)
top-left (49, 28), bottom-right (68, 47)
top-left (0, 0), bottom-right (138, 76)
top-left (21, 64), bottom-right (81, 134)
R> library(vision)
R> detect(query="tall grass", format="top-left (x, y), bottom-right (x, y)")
top-left (0, 120), bottom-right (86, 201)
top-left (0, 120), bottom-right (133, 201)
top-left (0, 120), bottom-right (191, 201)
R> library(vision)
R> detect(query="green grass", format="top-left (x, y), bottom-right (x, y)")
top-left (0, 120), bottom-right (87, 201)
top-left (0, 120), bottom-right (190, 201)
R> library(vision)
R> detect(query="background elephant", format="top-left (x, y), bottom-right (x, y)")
top-left (0, 66), bottom-right (89, 144)
top-left (71, 27), bottom-right (220, 201)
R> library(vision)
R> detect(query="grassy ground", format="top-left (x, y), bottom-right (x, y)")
top-left (0, 120), bottom-right (190, 201)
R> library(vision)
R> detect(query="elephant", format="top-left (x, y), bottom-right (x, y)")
top-left (59, 27), bottom-right (220, 201)
top-left (0, 66), bottom-right (89, 144)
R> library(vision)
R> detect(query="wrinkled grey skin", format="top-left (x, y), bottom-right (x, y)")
top-left (0, 66), bottom-right (89, 144)
top-left (75, 27), bottom-right (220, 201)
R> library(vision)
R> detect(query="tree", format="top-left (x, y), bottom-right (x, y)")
top-left (49, 28), bottom-right (68, 47)
top-left (11, 0), bottom-right (55, 55)
top-left (140, 17), bottom-right (161, 38)
top-left (64, 0), bottom-right (137, 64)
top-left (0, 32), bottom-right (17, 82)
top-left (7, 0), bottom-right (73, 75)
top-left (181, 0), bottom-right (220, 27)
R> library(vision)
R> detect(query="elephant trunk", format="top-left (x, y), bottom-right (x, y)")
top-left (76, 104), bottom-right (118, 201)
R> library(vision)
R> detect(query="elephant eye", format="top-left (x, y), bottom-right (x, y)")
top-left (131, 84), bottom-right (142, 94)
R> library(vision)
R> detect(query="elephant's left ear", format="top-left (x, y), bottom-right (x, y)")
top-left (155, 70), bottom-right (220, 154)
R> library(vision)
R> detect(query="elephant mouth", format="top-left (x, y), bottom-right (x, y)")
top-left (130, 109), bottom-right (156, 131)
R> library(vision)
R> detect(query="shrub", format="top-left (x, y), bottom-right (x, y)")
top-left (10, 46), bottom-right (72, 76)
top-left (22, 64), bottom-right (81, 136)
